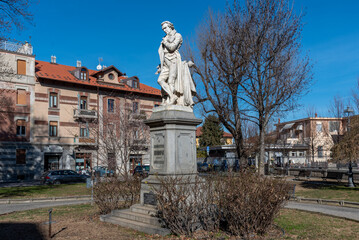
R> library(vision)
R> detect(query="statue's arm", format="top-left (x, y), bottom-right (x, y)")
top-left (163, 33), bottom-right (183, 52)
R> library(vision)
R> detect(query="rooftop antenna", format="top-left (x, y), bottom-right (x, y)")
top-left (97, 57), bottom-right (103, 70)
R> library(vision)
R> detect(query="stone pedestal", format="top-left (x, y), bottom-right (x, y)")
top-left (140, 105), bottom-right (202, 205)
top-left (101, 106), bottom-right (201, 236)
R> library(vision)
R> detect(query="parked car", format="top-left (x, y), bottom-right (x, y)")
top-left (197, 162), bottom-right (209, 172)
top-left (42, 170), bottom-right (90, 185)
top-left (133, 165), bottom-right (150, 177)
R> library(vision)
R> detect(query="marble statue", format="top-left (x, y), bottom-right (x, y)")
top-left (156, 21), bottom-right (196, 107)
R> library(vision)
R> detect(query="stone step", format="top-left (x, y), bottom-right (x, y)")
top-left (111, 209), bottom-right (162, 227)
top-left (130, 204), bottom-right (157, 216)
top-left (100, 214), bottom-right (171, 236)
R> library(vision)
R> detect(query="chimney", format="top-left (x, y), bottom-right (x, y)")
top-left (77, 60), bottom-right (81, 67)
top-left (51, 55), bottom-right (56, 64)
top-left (278, 118), bottom-right (280, 124)
top-left (315, 113), bottom-right (318, 118)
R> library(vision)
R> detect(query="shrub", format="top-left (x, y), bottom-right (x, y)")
top-left (154, 175), bottom-right (219, 236)
top-left (217, 171), bottom-right (291, 237)
top-left (93, 176), bottom-right (141, 214)
top-left (154, 172), bottom-right (290, 238)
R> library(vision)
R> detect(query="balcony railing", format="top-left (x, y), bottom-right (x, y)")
top-left (74, 137), bottom-right (97, 145)
top-left (74, 109), bottom-right (98, 119)
top-left (0, 40), bottom-right (33, 55)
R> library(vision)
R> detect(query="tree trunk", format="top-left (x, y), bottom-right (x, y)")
top-left (258, 125), bottom-right (266, 175)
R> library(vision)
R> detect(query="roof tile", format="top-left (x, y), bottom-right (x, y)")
top-left (35, 60), bottom-right (161, 97)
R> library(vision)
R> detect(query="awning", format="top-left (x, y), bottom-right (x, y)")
top-left (280, 123), bottom-right (295, 132)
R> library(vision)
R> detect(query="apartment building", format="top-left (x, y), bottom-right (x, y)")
top-left (270, 115), bottom-right (346, 165)
top-left (0, 40), bottom-right (161, 182)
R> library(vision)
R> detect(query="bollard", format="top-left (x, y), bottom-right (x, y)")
top-left (48, 208), bottom-right (53, 238)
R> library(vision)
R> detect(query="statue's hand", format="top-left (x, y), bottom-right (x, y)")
top-left (155, 64), bottom-right (161, 75)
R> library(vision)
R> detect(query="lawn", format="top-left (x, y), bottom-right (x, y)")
top-left (275, 209), bottom-right (359, 240)
top-left (0, 204), bottom-right (359, 239)
top-left (294, 180), bottom-right (359, 202)
top-left (0, 183), bottom-right (91, 199)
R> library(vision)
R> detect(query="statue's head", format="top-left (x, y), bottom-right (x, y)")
top-left (161, 21), bottom-right (174, 32)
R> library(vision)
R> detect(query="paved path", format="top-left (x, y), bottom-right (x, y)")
top-left (285, 201), bottom-right (359, 222)
top-left (0, 200), bottom-right (90, 215)
top-left (0, 199), bottom-right (358, 223)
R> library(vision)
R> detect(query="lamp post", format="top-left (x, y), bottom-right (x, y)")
top-left (344, 106), bottom-right (355, 188)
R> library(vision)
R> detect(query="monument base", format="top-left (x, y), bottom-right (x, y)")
top-left (101, 107), bottom-right (201, 236)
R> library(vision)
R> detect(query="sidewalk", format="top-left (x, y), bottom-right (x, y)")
top-left (285, 201), bottom-right (359, 222)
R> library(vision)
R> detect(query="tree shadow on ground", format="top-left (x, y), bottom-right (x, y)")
top-left (0, 223), bottom-right (45, 240)
top-left (300, 180), bottom-right (359, 191)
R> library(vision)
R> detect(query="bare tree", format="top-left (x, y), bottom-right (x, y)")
top-left (188, 0), bottom-right (312, 172)
top-left (187, 7), bottom-right (248, 165)
top-left (328, 95), bottom-right (345, 119)
top-left (0, 0), bottom-right (33, 40)
top-left (351, 80), bottom-right (359, 114)
top-left (306, 105), bottom-right (317, 118)
top-left (92, 95), bottom-right (150, 180)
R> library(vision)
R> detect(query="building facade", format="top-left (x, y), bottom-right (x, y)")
top-left (269, 116), bottom-right (346, 165)
top-left (0, 40), bottom-right (161, 182)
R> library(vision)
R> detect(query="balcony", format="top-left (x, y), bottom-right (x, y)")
top-left (74, 137), bottom-right (97, 146)
top-left (0, 40), bottom-right (33, 55)
top-left (74, 109), bottom-right (98, 120)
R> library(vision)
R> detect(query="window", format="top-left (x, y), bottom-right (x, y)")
top-left (132, 80), bottom-right (138, 88)
top-left (316, 122), bottom-right (322, 132)
top-left (154, 104), bottom-right (159, 108)
top-left (17, 60), bottom-right (26, 75)
top-left (80, 68), bottom-right (87, 80)
top-left (80, 96), bottom-right (87, 109)
top-left (318, 146), bottom-right (323, 158)
top-left (16, 119), bottom-right (26, 136)
top-left (16, 89), bottom-right (26, 105)
top-left (49, 92), bottom-right (58, 108)
top-left (133, 102), bottom-right (138, 113)
top-left (133, 130), bottom-right (139, 139)
top-left (80, 127), bottom-right (89, 137)
top-left (299, 152), bottom-right (304, 157)
top-left (291, 152), bottom-right (296, 157)
top-left (108, 73), bottom-right (114, 80)
top-left (329, 121), bottom-right (340, 133)
top-left (49, 121), bottom-right (58, 137)
top-left (108, 99), bottom-right (114, 113)
top-left (16, 149), bottom-right (26, 164)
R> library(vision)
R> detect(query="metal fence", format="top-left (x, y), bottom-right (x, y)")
top-left (0, 40), bottom-right (33, 55)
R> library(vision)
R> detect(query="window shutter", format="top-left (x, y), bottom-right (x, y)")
top-left (17, 89), bottom-right (26, 105)
top-left (17, 60), bottom-right (26, 75)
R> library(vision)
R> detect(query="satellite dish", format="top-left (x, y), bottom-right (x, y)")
top-left (96, 64), bottom-right (102, 70)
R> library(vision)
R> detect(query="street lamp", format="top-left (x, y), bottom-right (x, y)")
top-left (344, 106), bottom-right (355, 188)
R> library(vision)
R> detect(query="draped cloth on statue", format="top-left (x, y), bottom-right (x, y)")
top-left (178, 61), bottom-right (196, 106)
top-left (158, 40), bottom-right (196, 107)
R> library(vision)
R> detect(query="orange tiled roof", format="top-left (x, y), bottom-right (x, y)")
top-left (196, 127), bottom-right (233, 138)
top-left (35, 60), bottom-right (161, 97)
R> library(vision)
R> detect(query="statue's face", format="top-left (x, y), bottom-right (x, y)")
top-left (162, 24), bottom-right (171, 35)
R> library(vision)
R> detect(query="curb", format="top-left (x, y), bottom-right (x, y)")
top-left (290, 197), bottom-right (359, 208)
top-left (0, 195), bottom-right (91, 204)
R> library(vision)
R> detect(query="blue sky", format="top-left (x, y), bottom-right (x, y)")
top-left (11, 0), bottom-right (359, 122)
